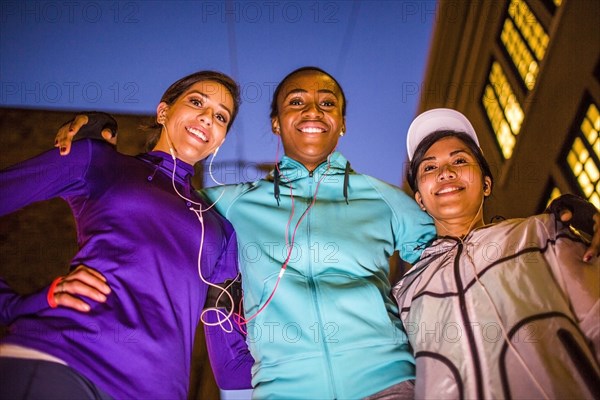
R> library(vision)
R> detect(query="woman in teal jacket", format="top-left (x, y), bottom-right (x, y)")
top-left (200, 67), bottom-right (434, 399)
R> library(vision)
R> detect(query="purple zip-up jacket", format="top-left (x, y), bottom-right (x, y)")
top-left (0, 139), bottom-right (252, 399)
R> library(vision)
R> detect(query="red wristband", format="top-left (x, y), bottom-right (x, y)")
top-left (47, 277), bottom-right (63, 308)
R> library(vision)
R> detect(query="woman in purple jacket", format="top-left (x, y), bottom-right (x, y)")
top-left (0, 71), bottom-right (252, 399)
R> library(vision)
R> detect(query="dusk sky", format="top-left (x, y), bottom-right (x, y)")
top-left (1, 0), bottom-right (436, 186)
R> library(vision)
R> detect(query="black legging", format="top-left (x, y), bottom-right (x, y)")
top-left (0, 357), bottom-right (113, 400)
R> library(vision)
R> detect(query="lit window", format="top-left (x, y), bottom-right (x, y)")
top-left (482, 61), bottom-right (524, 159)
top-left (508, 0), bottom-right (549, 60)
top-left (566, 103), bottom-right (600, 208)
top-left (500, 17), bottom-right (538, 89)
top-left (502, 0), bottom-right (550, 90)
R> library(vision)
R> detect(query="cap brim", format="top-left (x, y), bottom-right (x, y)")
top-left (407, 108), bottom-right (479, 161)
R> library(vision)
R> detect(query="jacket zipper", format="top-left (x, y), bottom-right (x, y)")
top-left (307, 169), bottom-right (337, 398)
top-left (454, 243), bottom-right (485, 398)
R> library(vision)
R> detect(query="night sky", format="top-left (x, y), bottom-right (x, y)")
top-left (1, 0), bottom-right (435, 185)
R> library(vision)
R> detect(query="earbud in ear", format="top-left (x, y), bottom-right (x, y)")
top-left (157, 110), bottom-right (168, 125)
top-left (483, 181), bottom-right (492, 197)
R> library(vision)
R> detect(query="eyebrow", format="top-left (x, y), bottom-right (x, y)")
top-left (283, 88), bottom-right (337, 98)
top-left (420, 149), bottom-right (471, 163)
top-left (187, 90), bottom-right (232, 117)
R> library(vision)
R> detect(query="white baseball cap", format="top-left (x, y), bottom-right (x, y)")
top-left (406, 108), bottom-right (479, 161)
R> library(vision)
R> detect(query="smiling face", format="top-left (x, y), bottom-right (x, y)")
top-left (271, 70), bottom-right (346, 171)
top-left (414, 136), bottom-right (492, 236)
top-left (154, 80), bottom-right (234, 165)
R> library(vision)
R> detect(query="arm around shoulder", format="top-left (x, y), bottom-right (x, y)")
top-left (546, 213), bottom-right (600, 360)
top-left (389, 186), bottom-right (436, 264)
top-left (0, 139), bottom-right (96, 217)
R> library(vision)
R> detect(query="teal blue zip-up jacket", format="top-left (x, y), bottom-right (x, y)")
top-left (203, 151), bottom-right (435, 399)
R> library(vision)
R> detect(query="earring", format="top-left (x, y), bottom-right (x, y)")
top-left (340, 131), bottom-right (345, 137)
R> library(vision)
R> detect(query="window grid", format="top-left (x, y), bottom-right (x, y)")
top-left (566, 103), bottom-right (600, 208)
top-left (500, 18), bottom-right (538, 90)
top-left (507, 0), bottom-right (549, 62)
top-left (482, 62), bottom-right (524, 159)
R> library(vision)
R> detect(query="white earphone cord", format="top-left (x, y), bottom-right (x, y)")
top-left (163, 124), bottom-right (236, 332)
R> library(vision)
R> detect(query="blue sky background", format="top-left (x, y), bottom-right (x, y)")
top-left (1, 0), bottom-right (436, 185)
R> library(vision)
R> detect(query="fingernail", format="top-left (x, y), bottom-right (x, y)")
top-left (82, 304), bottom-right (91, 312)
top-left (60, 147), bottom-right (66, 153)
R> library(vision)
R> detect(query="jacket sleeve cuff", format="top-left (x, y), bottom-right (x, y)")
top-left (203, 312), bottom-right (254, 390)
top-left (0, 279), bottom-right (50, 325)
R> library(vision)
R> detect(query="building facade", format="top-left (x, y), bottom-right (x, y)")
top-left (412, 0), bottom-right (599, 220)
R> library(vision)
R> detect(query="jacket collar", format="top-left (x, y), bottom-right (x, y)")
top-left (269, 151), bottom-right (352, 206)
top-left (139, 151), bottom-right (195, 184)
top-left (420, 237), bottom-right (460, 259)
top-left (273, 151), bottom-right (350, 182)
top-left (420, 224), bottom-right (497, 259)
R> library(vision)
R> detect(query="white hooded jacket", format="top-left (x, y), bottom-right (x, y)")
top-left (393, 213), bottom-right (599, 399)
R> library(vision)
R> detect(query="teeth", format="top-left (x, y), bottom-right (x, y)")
top-left (301, 127), bottom-right (324, 133)
top-left (437, 187), bottom-right (462, 194)
top-left (186, 127), bottom-right (208, 142)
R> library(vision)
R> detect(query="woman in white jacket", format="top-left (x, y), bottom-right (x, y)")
top-left (394, 108), bottom-right (599, 399)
